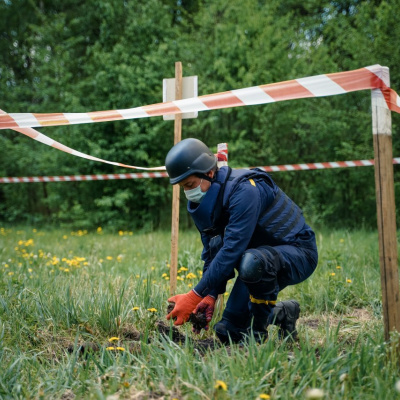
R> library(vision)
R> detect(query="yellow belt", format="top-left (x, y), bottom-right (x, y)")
top-left (249, 295), bottom-right (277, 305)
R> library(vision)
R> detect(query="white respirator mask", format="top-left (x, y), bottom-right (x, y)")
top-left (184, 180), bottom-right (207, 203)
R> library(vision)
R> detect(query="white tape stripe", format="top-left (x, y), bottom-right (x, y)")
top-left (231, 86), bottom-right (275, 105)
top-left (8, 113), bottom-right (40, 128)
top-left (329, 162), bottom-right (340, 168)
top-left (117, 107), bottom-right (150, 119)
top-left (297, 75), bottom-right (347, 97)
top-left (283, 165), bottom-right (295, 171)
top-left (173, 97), bottom-right (209, 113)
top-left (298, 164), bottom-right (310, 170)
top-left (361, 160), bottom-right (373, 166)
top-left (63, 113), bottom-right (94, 124)
top-left (35, 133), bottom-right (55, 146)
top-left (365, 65), bottom-right (383, 78)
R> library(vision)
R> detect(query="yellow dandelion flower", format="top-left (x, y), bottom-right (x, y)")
top-left (97, 227), bottom-right (102, 233)
top-left (339, 238), bottom-right (344, 243)
top-left (214, 380), bottom-right (228, 391)
top-left (4, 264), bottom-right (9, 268)
top-left (258, 395), bottom-right (271, 400)
top-left (108, 337), bottom-right (119, 342)
top-left (116, 347), bottom-right (125, 351)
top-left (180, 266), bottom-right (188, 271)
top-left (336, 266), bottom-right (341, 269)
top-left (135, 274), bottom-right (140, 278)
top-left (162, 273), bottom-right (168, 277)
top-left (164, 276), bottom-right (170, 280)
top-left (28, 268), bottom-right (33, 273)
top-left (8, 271), bottom-right (14, 276)
top-left (347, 279), bottom-right (352, 283)
top-left (188, 283), bottom-right (193, 287)
top-left (63, 235), bottom-right (68, 240)
top-left (132, 307), bottom-right (140, 311)
top-left (186, 273), bottom-right (197, 279)
top-left (224, 292), bottom-right (229, 296)
top-left (106, 256), bottom-right (113, 260)
top-left (64, 268), bottom-right (70, 272)
top-left (122, 382), bottom-right (130, 388)
top-left (147, 308), bottom-right (157, 312)
top-left (151, 266), bottom-right (155, 270)
top-left (119, 230), bottom-right (124, 236)
top-left (330, 272), bottom-right (335, 276)
top-left (106, 347), bottom-right (116, 351)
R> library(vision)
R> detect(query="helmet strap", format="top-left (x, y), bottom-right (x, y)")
top-left (196, 173), bottom-right (213, 182)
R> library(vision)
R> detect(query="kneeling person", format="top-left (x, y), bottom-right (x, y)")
top-left (165, 138), bottom-right (318, 343)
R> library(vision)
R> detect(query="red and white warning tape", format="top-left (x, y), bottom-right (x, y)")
top-left (1, 65), bottom-right (399, 130)
top-left (0, 109), bottom-right (165, 171)
top-left (255, 158), bottom-right (400, 172)
top-left (1, 65), bottom-right (399, 171)
top-left (0, 172), bottom-right (168, 183)
top-left (2, 157), bottom-right (399, 183)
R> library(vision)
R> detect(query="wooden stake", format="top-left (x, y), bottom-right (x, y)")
top-left (371, 66), bottom-right (400, 341)
top-left (170, 62), bottom-right (183, 296)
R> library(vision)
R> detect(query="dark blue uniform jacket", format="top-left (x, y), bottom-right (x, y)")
top-left (189, 167), bottom-right (317, 298)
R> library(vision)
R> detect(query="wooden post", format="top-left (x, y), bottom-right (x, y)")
top-left (371, 66), bottom-right (400, 341)
top-left (170, 62), bottom-right (183, 296)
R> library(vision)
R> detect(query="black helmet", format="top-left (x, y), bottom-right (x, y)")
top-left (165, 138), bottom-right (217, 184)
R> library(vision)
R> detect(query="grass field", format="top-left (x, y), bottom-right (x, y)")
top-left (0, 226), bottom-right (399, 399)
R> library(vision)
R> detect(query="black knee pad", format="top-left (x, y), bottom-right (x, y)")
top-left (238, 247), bottom-right (281, 298)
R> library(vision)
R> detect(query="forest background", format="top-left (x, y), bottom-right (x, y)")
top-left (1, 0), bottom-right (400, 231)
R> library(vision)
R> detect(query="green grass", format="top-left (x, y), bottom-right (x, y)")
top-left (0, 226), bottom-right (399, 399)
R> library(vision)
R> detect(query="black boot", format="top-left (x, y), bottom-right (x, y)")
top-left (270, 300), bottom-right (300, 339)
top-left (214, 319), bottom-right (249, 344)
top-left (247, 301), bottom-right (276, 343)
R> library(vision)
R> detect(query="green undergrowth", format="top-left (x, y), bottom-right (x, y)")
top-left (0, 226), bottom-right (399, 399)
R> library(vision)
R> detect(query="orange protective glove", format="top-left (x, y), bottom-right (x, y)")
top-left (192, 295), bottom-right (216, 334)
top-left (166, 290), bottom-right (203, 326)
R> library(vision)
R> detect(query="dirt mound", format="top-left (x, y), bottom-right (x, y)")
top-left (156, 320), bottom-right (219, 352)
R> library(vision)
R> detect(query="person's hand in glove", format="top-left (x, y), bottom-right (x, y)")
top-left (166, 290), bottom-right (203, 326)
top-left (192, 295), bottom-right (216, 334)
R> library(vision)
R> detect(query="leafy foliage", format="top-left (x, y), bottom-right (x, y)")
top-left (1, 0), bottom-right (400, 229)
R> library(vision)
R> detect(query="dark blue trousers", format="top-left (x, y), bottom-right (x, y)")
top-left (217, 243), bottom-right (318, 330)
